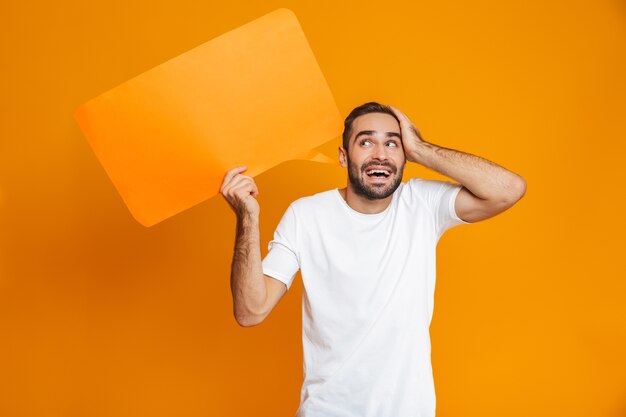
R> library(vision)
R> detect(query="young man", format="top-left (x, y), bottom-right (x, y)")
top-left (220, 102), bottom-right (526, 417)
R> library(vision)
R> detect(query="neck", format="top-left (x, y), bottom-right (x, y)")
top-left (338, 184), bottom-right (393, 214)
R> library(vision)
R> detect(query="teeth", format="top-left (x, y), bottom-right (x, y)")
top-left (366, 169), bottom-right (390, 176)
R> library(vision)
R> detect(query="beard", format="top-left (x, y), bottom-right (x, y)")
top-left (347, 155), bottom-right (405, 200)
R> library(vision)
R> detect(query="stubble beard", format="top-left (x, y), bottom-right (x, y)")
top-left (347, 155), bottom-right (404, 200)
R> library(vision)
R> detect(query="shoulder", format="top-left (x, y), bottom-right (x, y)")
top-left (406, 177), bottom-right (442, 190)
top-left (291, 189), bottom-right (337, 208)
top-left (406, 177), bottom-right (461, 195)
top-left (401, 177), bottom-right (463, 215)
top-left (398, 177), bottom-right (429, 200)
top-left (289, 188), bottom-right (337, 216)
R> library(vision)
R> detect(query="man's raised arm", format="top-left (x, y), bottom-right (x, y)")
top-left (389, 105), bottom-right (526, 223)
top-left (220, 166), bottom-right (286, 327)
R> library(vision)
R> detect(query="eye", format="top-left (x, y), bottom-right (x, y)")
top-left (386, 141), bottom-right (398, 147)
top-left (360, 139), bottom-right (372, 146)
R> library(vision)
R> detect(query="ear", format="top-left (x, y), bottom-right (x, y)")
top-left (338, 146), bottom-right (348, 168)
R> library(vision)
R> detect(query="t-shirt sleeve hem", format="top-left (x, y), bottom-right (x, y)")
top-left (449, 184), bottom-right (471, 224)
top-left (262, 267), bottom-right (294, 290)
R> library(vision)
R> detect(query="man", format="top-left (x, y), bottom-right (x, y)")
top-left (220, 102), bottom-right (526, 416)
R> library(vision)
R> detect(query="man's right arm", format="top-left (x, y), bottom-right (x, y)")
top-left (220, 166), bottom-right (287, 327)
top-left (230, 213), bottom-right (287, 327)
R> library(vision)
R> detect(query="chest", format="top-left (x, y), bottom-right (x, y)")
top-left (299, 205), bottom-right (436, 287)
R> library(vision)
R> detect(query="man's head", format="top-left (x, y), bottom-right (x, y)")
top-left (339, 102), bottom-right (406, 200)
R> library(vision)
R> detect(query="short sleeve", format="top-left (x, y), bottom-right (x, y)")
top-left (261, 204), bottom-right (300, 290)
top-left (410, 178), bottom-right (471, 240)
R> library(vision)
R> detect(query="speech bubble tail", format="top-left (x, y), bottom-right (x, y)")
top-left (293, 149), bottom-right (336, 165)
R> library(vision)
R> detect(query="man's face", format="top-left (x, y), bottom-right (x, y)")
top-left (341, 112), bottom-right (406, 200)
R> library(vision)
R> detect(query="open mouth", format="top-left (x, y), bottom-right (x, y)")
top-left (365, 167), bottom-right (392, 179)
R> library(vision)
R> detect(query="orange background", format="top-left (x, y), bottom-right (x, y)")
top-left (1, 1), bottom-right (625, 416)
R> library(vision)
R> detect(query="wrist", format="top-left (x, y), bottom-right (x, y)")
top-left (238, 211), bottom-right (259, 224)
top-left (408, 140), bottom-right (432, 164)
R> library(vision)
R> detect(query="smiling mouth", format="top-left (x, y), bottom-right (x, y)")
top-left (365, 168), bottom-right (392, 178)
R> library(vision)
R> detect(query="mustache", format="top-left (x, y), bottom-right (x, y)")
top-left (362, 162), bottom-right (396, 172)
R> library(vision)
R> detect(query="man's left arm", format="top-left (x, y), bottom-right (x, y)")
top-left (389, 105), bottom-right (527, 224)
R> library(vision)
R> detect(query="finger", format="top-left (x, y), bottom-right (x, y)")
top-left (235, 176), bottom-right (259, 197)
top-left (230, 181), bottom-right (258, 200)
top-left (232, 176), bottom-right (259, 197)
top-left (251, 181), bottom-right (259, 197)
top-left (388, 104), bottom-right (410, 123)
top-left (394, 109), bottom-right (420, 137)
top-left (223, 174), bottom-right (254, 194)
top-left (222, 166), bottom-right (248, 189)
top-left (241, 182), bottom-right (260, 198)
top-left (243, 177), bottom-right (260, 198)
top-left (223, 175), bottom-right (257, 198)
top-left (388, 104), bottom-right (402, 118)
top-left (221, 166), bottom-right (248, 192)
top-left (410, 125), bottom-right (422, 138)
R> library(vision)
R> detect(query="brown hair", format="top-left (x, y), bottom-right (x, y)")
top-left (342, 102), bottom-right (400, 153)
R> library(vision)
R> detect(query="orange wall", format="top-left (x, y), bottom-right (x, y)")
top-left (1, 1), bottom-right (625, 416)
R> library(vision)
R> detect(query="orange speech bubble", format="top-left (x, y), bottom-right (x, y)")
top-left (74, 8), bottom-right (342, 227)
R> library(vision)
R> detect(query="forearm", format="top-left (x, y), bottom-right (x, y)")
top-left (230, 213), bottom-right (267, 325)
top-left (410, 140), bottom-right (526, 201)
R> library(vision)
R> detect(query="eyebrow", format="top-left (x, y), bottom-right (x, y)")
top-left (353, 130), bottom-right (402, 145)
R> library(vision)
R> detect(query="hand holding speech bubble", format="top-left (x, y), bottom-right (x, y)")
top-left (74, 8), bottom-right (342, 227)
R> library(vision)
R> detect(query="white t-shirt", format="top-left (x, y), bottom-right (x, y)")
top-left (262, 178), bottom-right (471, 417)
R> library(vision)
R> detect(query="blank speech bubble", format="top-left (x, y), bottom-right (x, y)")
top-left (74, 8), bottom-right (342, 227)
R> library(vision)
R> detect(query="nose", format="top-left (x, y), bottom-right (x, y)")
top-left (372, 142), bottom-right (389, 161)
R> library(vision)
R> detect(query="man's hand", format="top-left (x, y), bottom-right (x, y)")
top-left (386, 105), bottom-right (526, 223)
top-left (388, 105), bottom-right (426, 163)
top-left (220, 166), bottom-right (260, 218)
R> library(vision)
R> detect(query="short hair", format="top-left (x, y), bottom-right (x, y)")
top-left (342, 102), bottom-right (400, 153)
